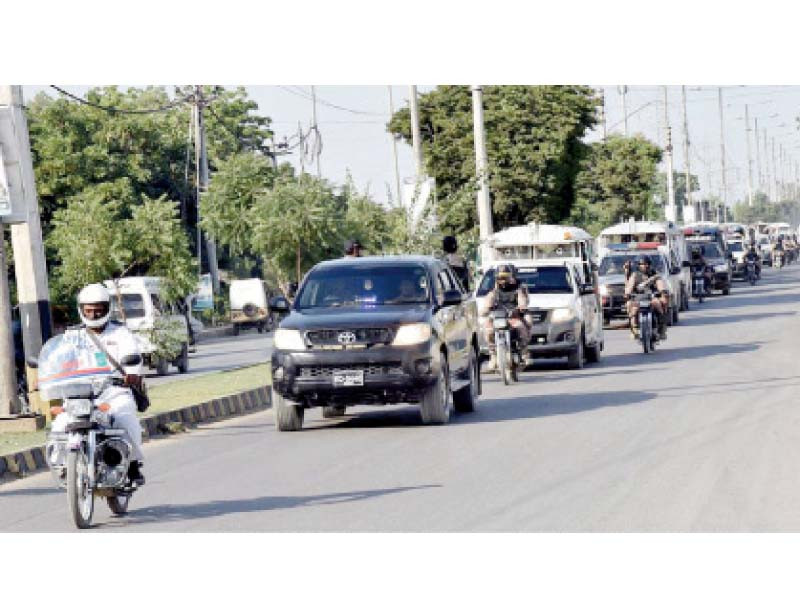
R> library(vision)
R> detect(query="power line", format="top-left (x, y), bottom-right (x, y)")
top-left (49, 85), bottom-right (190, 115)
top-left (276, 85), bottom-right (387, 117)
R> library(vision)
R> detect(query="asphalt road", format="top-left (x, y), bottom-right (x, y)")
top-left (3, 265), bottom-right (800, 532)
top-left (145, 330), bottom-right (273, 387)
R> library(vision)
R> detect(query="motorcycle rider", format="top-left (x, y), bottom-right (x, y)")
top-left (743, 243), bottom-right (761, 278)
top-left (442, 235), bottom-right (470, 291)
top-left (773, 236), bottom-right (785, 265)
top-left (689, 246), bottom-right (713, 291)
top-left (344, 239), bottom-right (364, 258)
top-left (479, 264), bottom-right (532, 371)
top-left (625, 255), bottom-right (669, 341)
top-left (50, 284), bottom-right (146, 485)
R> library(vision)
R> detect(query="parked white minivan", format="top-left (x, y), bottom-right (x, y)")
top-left (229, 278), bottom-right (270, 335)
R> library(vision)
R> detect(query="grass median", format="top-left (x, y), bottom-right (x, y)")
top-left (0, 363), bottom-right (271, 458)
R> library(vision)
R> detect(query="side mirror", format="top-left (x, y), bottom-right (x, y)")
top-left (682, 260), bottom-right (691, 268)
top-left (25, 356), bottom-right (38, 369)
top-left (120, 354), bottom-right (142, 367)
top-left (269, 296), bottom-right (291, 313)
top-left (442, 289), bottom-right (463, 306)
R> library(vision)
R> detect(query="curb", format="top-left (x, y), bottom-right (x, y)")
top-left (0, 386), bottom-right (272, 483)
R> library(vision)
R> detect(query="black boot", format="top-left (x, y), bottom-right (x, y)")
top-left (128, 461), bottom-right (145, 486)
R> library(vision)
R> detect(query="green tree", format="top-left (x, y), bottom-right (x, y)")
top-left (388, 85), bottom-right (600, 235)
top-left (569, 134), bottom-right (663, 235)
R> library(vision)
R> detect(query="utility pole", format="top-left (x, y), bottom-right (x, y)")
top-left (717, 87), bottom-right (727, 222)
top-left (0, 86), bottom-right (52, 370)
top-left (745, 105), bottom-right (754, 206)
top-left (681, 86), bottom-right (693, 223)
top-left (409, 86), bottom-right (424, 181)
top-left (471, 86), bottom-right (493, 264)
top-left (619, 85), bottom-right (629, 136)
top-left (387, 86), bottom-right (402, 204)
top-left (662, 86), bottom-right (676, 222)
top-left (754, 117), bottom-right (761, 193)
top-left (600, 88), bottom-right (607, 140)
top-left (772, 138), bottom-right (778, 202)
top-left (764, 129), bottom-right (771, 201)
top-left (193, 86), bottom-right (219, 294)
top-left (310, 86), bottom-right (321, 178)
top-left (0, 222), bottom-right (18, 416)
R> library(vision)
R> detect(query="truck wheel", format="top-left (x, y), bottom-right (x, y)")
top-left (322, 405), bottom-right (346, 418)
top-left (155, 356), bottom-right (170, 376)
top-left (233, 324), bottom-right (240, 336)
top-left (274, 389), bottom-right (304, 431)
top-left (566, 335), bottom-right (584, 369)
top-left (177, 343), bottom-right (189, 374)
top-left (672, 305), bottom-right (679, 325)
top-left (722, 286), bottom-right (730, 296)
top-left (420, 352), bottom-right (450, 425)
top-left (453, 350), bottom-right (479, 413)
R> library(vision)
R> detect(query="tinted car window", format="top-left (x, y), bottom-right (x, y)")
top-left (599, 254), bottom-right (665, 275)
top-left (296, 264), bottom-right (431, 308)
top-left (476, 266), bottom-right (573, 296)
top-left (691, 243), bottom-right (722, 259)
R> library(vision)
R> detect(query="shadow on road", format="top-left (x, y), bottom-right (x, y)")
top-left (0, 486), bottom-right (63, 498)
top-left (599, 342), bottom-right (762, 368)
top-left (116, 485), bottom-right (439, 526)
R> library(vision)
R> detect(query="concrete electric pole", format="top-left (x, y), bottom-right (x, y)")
top-left (0, 86), bottom-right (52, 368)
top-left (745, 105), bottom-right (754, 206)
top-left (662, 87), bottom-right (676, 222)
top-left (681, 86), bottom-right (694, 223)
top-left (754, 117), bottom-right (761, 193)
top-left (619, 86), bottom-right (629, 136)
top-left (409, 86), bottom-right (424, 181)
top-left (718, 88), bottom-right (727, 222)
top-left (471, 86), bottom-right (493, 265)
top-left (310, 86), bottom-right (321, 178)
top-left (387, 86), bottom-right (402, 204)
top-left (192, 86), bottom-right (220, 294)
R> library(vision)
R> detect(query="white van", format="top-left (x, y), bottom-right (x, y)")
top-left (597, 220), bottom-right (690, 313)
top-left (229, 278), bottom-right (270, 335)
top-left (476, 223), bottom-right (603, 368)
top-left (104, 277), bottom-right (190, 375)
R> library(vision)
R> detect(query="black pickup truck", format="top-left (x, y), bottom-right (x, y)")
top-left (269, 256), bottom-right (481, 430)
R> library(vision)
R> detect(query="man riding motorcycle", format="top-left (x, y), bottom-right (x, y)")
top-left (689, 246), bottom-right (713, 290)
top-left (479, 264), bottom-right (532, 371)
top-left (743, 243), bottom-right (761, 278)
top-left (625, 255), bottom-right (669, 341)
top-left (49, 284), bottom-right (146, 485)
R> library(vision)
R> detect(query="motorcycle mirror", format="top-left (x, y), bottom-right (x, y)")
top-left (120, 354), bottom-right (142, 367)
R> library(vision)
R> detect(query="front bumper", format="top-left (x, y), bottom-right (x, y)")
top-left (601, 294), bottom-right (628, 320)
top-left (711, 270), bottom-right (730, 290)
top-left (271, 342), bottom-right (439, 406)
top-left (526, 318), bottom-right (579, 357)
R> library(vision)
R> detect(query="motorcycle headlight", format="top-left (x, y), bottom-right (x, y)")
top-left (65, 398), bottom-right (92, 417)
top-left (551, 308), bottom-right (575, 323)
top-left (273, 328), bottom-right (306, 351)
top-left (392, 323), bottom-right (432, 346)
top-left (714, 264), bottom-right (728, 273)
top-left (598, 284), bottom-right (609, 296)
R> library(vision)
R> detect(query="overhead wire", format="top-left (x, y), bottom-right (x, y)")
top-left (276, 85), bottom-right (387, 117)
top-left (50, 85), bottom-right (190, 115)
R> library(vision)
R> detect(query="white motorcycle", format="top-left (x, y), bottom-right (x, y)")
top-left (35, 335), bottom-right (143, 529)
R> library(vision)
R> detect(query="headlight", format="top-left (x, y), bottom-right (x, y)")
top-left (392, 323), bottom-right (432, 346)
top-left (65, 398), bottom-right (92, 417)
top-left (598, 284), bottom-right (609, 296)
top-left (273, 328), bottom-right (306, 351)
top-left (714, 264), bottom-right (728, 273)
top-left (551, 308), bottom-right (575, 323)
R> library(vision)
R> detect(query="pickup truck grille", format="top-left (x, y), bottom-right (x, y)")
top-left (305, 328), bottom-right (394, 347)
top-left (298, 363), bottom-right (404, 377)
top-left (527, 310), bottom-right (549, 324)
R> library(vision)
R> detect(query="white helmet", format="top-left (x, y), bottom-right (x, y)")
top-left (77, 283), bottom-right (111, 328)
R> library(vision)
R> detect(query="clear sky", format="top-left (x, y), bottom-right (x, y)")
top-left (23, 85), bottom-right (800, 212)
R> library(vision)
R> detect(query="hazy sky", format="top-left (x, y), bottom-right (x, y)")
top-left (24, 85), bottom-right (800, 210)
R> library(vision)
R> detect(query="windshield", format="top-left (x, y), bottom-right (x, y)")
top-left (691, 243), bottom-right (722, 259)
top-left (296, 264), bottom-right (431, 308)
top-left (727, 241), bottom-right (743, 252)
top-left (477, 266), bottom-right (573, 296)
top-left (110, 293), bottom-right (147, 319)
top-left (599, 254), bottom-right (665, 276)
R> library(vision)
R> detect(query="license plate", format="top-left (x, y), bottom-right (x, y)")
top-left (333, 370), bottom-right (364, 387)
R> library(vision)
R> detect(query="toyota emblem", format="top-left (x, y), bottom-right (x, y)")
top-left (338, 331), bottom-right (357, 345)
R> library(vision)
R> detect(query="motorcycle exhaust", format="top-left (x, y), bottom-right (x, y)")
top-left (95, 439), bottom-right (132, 487)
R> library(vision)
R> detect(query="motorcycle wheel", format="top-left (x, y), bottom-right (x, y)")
top-left (497, 339), bottom-right (511, 386)
top-left (107, 494), bottom-right (130, 515)
top-left (640, 314), bottom-right (651, 354)
top-left (67, 450), bottom-right (94, 529)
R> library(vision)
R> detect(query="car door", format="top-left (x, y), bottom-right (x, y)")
top-left (434, 267), bottom-right (466, 374)
top-left (443, 266), bottom-right (470, 369)
top-left (574, 264), bottom-right (601, 344)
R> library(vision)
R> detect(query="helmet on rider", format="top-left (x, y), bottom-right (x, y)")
top-left (636, 254), bottom-right (652, 275)
top-left (77, 283), bottom-right (111, 329)
top-left (691, 246), bottom-right (702, 259)
top-left (495, 264), bottom-right (517, 291)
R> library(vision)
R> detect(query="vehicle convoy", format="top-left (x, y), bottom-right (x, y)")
top-left (757, 234), bottom-right (773, 265)
top-left (684, 224), bottom-right (732, 295)
top-left (105, 277), bottom-right (190, 375)
top-left (597, 244), bottom-right (680, 326)
top-left (229, 278), bottom-right (270, 335)
top-left (36, 334), bottom-right (144, 529)
top-left (269, 256), bottom-right (481, 430)
top-left (726, 237), bottom-right (748, 279)
top-left (597, 220), bottom-right (690, 313)
top-left (475, 224), bottom-right (603, 369)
